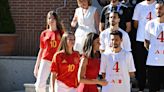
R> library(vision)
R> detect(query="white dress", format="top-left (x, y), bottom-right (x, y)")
top-left (74, 6), bottom-right (97, 54)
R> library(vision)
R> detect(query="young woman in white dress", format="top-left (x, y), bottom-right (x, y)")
top-left (71, 0), bottom-right (100, 54)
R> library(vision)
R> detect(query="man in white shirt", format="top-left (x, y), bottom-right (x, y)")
top-left (144, 0), bottom-right (164, 91)
top-left (100, 31), bottom-right (136, 92)
top-left (100, 11), bottom-right (131, 53)
top-left (132, 0), bottom-right (156, 91)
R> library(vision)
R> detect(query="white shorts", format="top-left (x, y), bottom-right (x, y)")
top-left (55, 80), bottom-right (77, 92)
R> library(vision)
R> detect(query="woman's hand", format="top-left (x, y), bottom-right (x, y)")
top-left (33, 65), bottom-right (39, 78)
top-left (98, 79), bottom-right (108, 86)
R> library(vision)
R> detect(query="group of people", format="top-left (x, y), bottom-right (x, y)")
top-left (33, 0), bottom-right (164, 92)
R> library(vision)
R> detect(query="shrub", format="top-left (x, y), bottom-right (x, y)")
top-left (0, 0), bottom-right (16, 34)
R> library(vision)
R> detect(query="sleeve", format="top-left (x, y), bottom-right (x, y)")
top-left (99, 32), bottom-right (105, 50)
top-left (127, 52), bottom-right (136, 72)
top-left (51, 53), bottom-right (60, 73)
top-left (75, 8), bottom-right (78, 16)
top-left (100, 7), bottom-right (107, 23)
top-left (145, 21), bottom-right (151, 41)
top-left (99, 53), bottom-right (108, 74)
top-left (92, 6), bottom-right (97, 14)
top-left (40, 32), bottom-right (45, 49)
top-left (132, 4), bottom-right (140, 21)
top-left (122, 32), bottom-right (132, 51)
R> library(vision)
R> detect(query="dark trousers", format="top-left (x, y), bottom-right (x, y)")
top-left (134, 41), bottom-right (148, 91)
top-left (147, 66), bottom-right (164, 92)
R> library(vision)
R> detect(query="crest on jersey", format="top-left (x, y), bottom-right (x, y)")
top-left (74, 57), bottom-right (79, 64)
top-left (119, 9), bottom-right (123, 15)
top-left (57, 34), bottom-right (61, 40)
top-left (132, 0), bottom-right (137, 5)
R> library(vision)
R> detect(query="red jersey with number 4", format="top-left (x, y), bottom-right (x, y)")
top-left (78, 56), bottom-right (100, 92)
top-left (40, 29), bottom-right (61, 61)
top-left (51, 50), bottom-right (80, 88)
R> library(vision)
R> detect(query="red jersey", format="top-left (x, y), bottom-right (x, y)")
top-left (78, 57), bottom-right (100, 92)
top-left (51, 50), bottom-right (80, 88)
top-left (40, 29), bottom-right (61, 61)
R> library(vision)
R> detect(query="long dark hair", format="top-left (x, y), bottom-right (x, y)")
top-left (46, 10), bottom-right (65, 35)
top-left (83, 32), bottom-right (99, 58)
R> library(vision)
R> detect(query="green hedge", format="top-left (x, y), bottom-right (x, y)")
top-left (0, 0), bottom-right (16, 34)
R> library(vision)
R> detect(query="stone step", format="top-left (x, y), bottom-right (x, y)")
top-left (12, 90), bottom-right (25, 92)
top-left (24, 83), bottom-right (49, 92)
top-left (24, 83), bottom-right (101, 92)
top-left (24, 83), bottom-right (164, 92)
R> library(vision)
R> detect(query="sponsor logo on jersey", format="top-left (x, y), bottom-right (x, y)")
top-left (155, 50), bottom-right (164, 54)
top-left (109, 79), bottom-right (123, 85)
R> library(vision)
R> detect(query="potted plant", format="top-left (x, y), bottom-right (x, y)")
top-left (0, 0), bottom-right (17, 55)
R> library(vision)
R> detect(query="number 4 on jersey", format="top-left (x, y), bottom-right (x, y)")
top-left (157, 31), bottom-right (164, 42)
top-left (146, 12), bottom-right (152, 21)
top-left (113, 62), bottom-right (120, 72)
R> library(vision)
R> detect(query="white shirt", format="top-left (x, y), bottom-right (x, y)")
top-left (145, 19), bottom-right (164, 66)
top-left (100, 28), bottom-right (131, 52)
top-left (133, 1), bottom-right (156, 42)
top-left (100, 49), bottom-right (136, 92)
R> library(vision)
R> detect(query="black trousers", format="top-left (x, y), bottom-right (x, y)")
top-left (134, 41), bottom-right (148, 91)
top-left (147, 66), bottom-right (164, 92)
